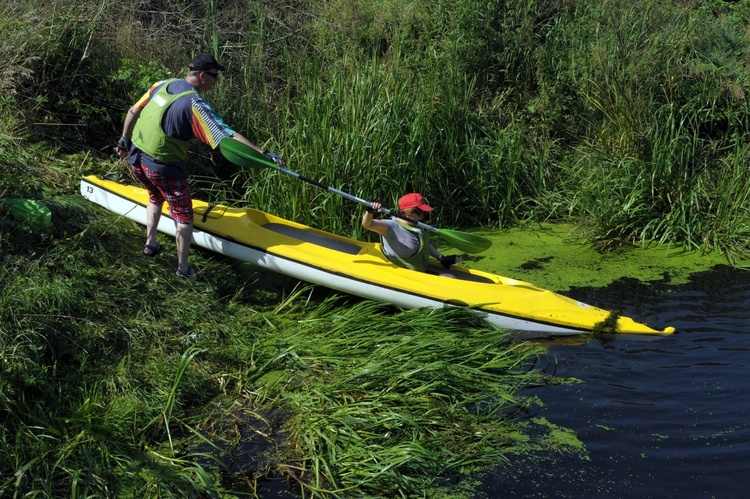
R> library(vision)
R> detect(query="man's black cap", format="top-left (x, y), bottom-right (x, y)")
top-left (188, 53), bottom-right (227, 72)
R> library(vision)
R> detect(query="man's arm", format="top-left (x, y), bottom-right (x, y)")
top-left (362, 203), bottom-right (389, 235)
top-left (122, 105), bottom-right (141, 138)
top-left (231, 132), bottom-right (264, 154)
top-left (116, 104), bottom-right (142, 158)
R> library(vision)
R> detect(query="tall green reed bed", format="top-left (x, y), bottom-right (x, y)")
top-left (223, 51), bottom-right (549, 240)
top-left (552, 0), bottom-right (750, 256)
top-left (1, 194), bottom-right (561, 497)
top-left (245, 291), bottom-right (548, 497)
top-left (571, 117), bottom-right (750, 259)
top-left (6, 0), bottom-right (750, 258)
top-left (201, 0), bottom-right (564, 237)
top-left (204, 0), bottom-right (750, 257)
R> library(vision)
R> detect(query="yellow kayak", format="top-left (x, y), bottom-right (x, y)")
top-left (80, 175), bottom-right (675, 336)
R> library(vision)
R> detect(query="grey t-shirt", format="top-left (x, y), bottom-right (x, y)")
top-left (381, 218), bottom-right (421, 257)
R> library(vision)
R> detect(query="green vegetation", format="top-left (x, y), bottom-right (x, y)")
top-left (2, 0), bottom-right (749, 496)
top-left (3, 0), bottom-right (749, 255)
top-left (0, 205), bottom-right (555, 496)
top-left (469, 222), bottom-right (732, 292)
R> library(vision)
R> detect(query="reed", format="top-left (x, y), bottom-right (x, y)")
top-left (5, 0), bottom-right (750, 255)
top-left (549, 0), bottom-right (750, 254)
top-left (242, 296), bottom-right (545, 496)
top-left (6, 0), bottom-right (746, 254)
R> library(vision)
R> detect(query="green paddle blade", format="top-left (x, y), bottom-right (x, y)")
top-left (436, 228), bottom-right (492, 254)
top-left (4, 198), bottom-right (52, 228)
top-left (220, 138), bottom-right (276, 170)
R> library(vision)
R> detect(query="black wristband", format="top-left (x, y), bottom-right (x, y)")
top-left (117, 136), bottom-right (132, 150)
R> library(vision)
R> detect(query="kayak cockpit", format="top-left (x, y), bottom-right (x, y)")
top-left (264, 223), bottom-right (362, 255)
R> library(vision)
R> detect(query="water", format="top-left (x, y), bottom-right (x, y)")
top-left (243, 264), bottom-right (749, 497)
top-left (482, 265), bottom-right (750, 498)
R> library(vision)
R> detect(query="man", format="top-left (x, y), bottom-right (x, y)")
top-left (115, 53), bottom-right (284, 279)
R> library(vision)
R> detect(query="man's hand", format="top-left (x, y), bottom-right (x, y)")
top-left (264, 151), bottom-right (285, 166)
top-left (115, 136), bottom-right (131, 158)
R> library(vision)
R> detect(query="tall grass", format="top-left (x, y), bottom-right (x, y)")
top-left (552, 0), bottom-right (750, 253)
top-left (1, 2), bottom-right (747, 259)
top-left (227, 46), bottom-right (538, 237)
top-left (209, 0), bottom-right (749, 256)
top-left (6, 0), bottom-right (749, 254)
top-left (240, 292), bottom-right (550, 497)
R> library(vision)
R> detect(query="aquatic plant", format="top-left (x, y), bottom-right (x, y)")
top-left (239, 291), bottom-right (545, 496)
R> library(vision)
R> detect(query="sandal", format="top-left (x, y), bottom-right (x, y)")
top-left (143, 243), bottom-right (163, 257)
top-left (176, 265), bottom-right (204, 281)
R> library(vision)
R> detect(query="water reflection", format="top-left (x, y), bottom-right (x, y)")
top-left (482, 265), bottom-right (750, 498)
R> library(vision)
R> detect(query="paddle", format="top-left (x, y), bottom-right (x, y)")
top-left (219, 137), bottom-right (492, 254)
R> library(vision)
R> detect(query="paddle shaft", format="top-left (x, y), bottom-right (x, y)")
top-left (275, 165), bottom-right (440, 233)
top-left (219, 137), bottom-right (491, 253)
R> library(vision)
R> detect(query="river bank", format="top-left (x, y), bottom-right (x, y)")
top-left (0, 201), bottom-right (561, 497)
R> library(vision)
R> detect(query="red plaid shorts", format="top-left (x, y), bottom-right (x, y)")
top-left (130, 163), bottom-right (193, 225)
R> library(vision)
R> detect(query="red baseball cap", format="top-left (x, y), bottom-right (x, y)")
top-left (397, 193), bottom-right (433, 211)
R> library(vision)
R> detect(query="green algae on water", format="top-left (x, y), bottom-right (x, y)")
top-left (458, 223), bottom-right (732, 292)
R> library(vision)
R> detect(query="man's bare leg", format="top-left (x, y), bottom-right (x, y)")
top-left (145, 201), bottom-right (162, 249)
top-left (176, 222), bottom-right (193, 275)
